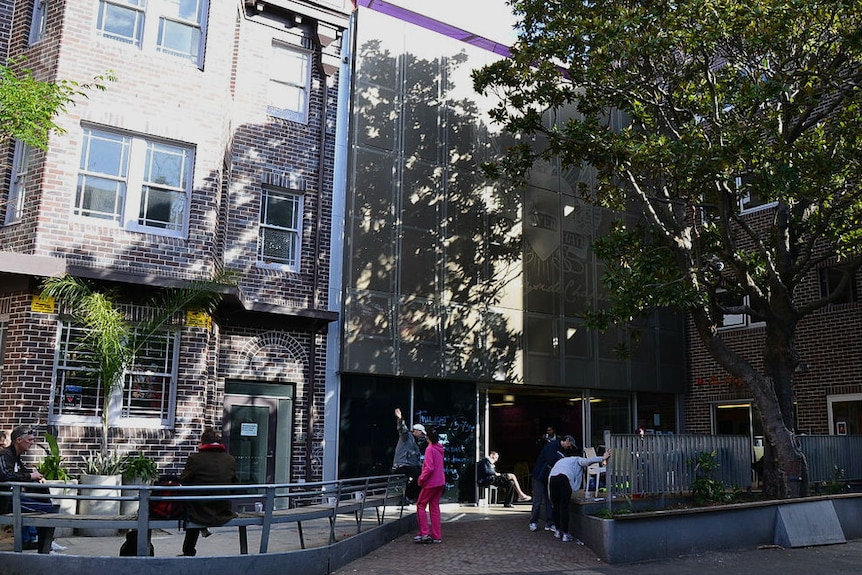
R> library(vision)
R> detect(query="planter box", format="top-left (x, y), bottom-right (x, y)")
top-left (574, 493), bottom-right (862, 564)
top-left (76, 474), bottom-right (122, 537)
top-left (45, 479), bottom-right (78, 538)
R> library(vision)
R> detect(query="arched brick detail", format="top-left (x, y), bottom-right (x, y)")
top-left (237, 331), bottom-right (309, 379)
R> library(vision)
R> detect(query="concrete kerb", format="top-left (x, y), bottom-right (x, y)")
top-left (0, 512), bottom-right (415, 575)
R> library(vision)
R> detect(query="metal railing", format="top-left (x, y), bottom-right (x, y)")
top-left (601, 434), bottom-right (752, 499)
top-left (0, 473), bottom-right (407, 555)
top-left (798, 435), bottom-right (862, 483)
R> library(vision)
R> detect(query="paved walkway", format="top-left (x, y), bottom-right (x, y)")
top-left (332, 503), bottom-right (862, 575)
top-left (5, 502), bottom-right (862, 574)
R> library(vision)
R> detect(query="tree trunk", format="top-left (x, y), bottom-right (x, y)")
top-left (691, 309), bottom-right (809, 498)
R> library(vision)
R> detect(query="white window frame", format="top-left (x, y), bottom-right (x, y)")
top-left (267, 40), bottom-right (312, 123)
top-left (736, 176), bottom-right (777, 214)
top-left (258, 186), bottom-right (303, 271)
top-left (818, 266), bottom-right (858, 304)
top-left (75, 126), bottom-right (194, 237)
top-left (49, 322), bottom-right (179, 428)
top-left (95, 0), bottom-right (208, 67)
top-left (5, 141), bottom-right (33, 225)
top-left (827, 393), bottom-right (862, 436)
top-left (716, 290), bottom-right (762, 330)
top-left (29, 0), bottom-right (49, 44)
top-left (0, 319), bottom-right (6, 384)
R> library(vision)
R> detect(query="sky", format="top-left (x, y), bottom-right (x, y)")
top-left (383, 0), bottom-right (519, 45)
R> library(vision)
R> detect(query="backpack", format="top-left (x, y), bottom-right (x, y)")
top-left (149, 474), bottom-right (187, 521)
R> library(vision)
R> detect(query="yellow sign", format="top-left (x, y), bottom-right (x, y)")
top-left (186, 310), bottom-right (212, 329)
top-left (31, 295), bottom-right (56, 314)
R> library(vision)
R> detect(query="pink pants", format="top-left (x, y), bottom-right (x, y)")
top-left (416, 484), bottom-right (444, 539)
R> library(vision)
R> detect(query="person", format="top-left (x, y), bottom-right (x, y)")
top-left (414, 428), bottom-right (444, 544)
top-left (476, 451), bottom-right (531, 508)
top-left (548, 448), bottom-right (612, 543)
top-left (178, 428), bottom-right (238, 556)
top-left (0, 431), bottom-right (9, 448)
top-left (392, 407), bottom-right (425, 502)
top-left (536, 426), bottom-right (558, 448)
top-left (528, 434), bottom-right (576, 533)
top-left (0, 426), bottom-right (59, 553)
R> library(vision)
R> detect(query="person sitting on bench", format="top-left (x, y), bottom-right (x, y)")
top-left (476, 451), bottom-right (531, 507)
top-left (0, 426), bottom-right (59, 553)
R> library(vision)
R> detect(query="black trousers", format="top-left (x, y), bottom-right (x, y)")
top-left (488, 476), bottom-right (516, 505)
top-left (394, 464), bottom-right (422, 501)
top-left (548, 474), bottom-right (573, 534)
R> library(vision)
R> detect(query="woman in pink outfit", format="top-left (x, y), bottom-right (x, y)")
top-left (414, 428), bottom-right (445, 544)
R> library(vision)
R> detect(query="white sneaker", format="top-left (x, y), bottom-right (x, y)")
top-left (51, 541), bottom-right (67, 552)
top-left (528, 522), bottom-right (538, 532)
top-left (561, 533), bottom-right (573, 542)
top-left (553, 527), bottom-right (561, 538)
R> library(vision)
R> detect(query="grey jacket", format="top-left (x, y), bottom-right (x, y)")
top-left (392, 419), bottom-right (421, 469)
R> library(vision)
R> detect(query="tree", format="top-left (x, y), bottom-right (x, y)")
top-left (473, 0), bottom-right (862, 498)
top-left (0, 58), bottom-right (113, 150)
top-left (41, 274), bottom-right (231, 458)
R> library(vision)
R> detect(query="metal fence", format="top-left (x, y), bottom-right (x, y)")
top-left (601, 434), bottom-right (752, 498)
top-left (798, 434), bottom-right (862, 483)
top-left (595, 434), bottom-right (862, 499)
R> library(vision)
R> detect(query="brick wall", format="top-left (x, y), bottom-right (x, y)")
top-left (0, 1), bottom-right (344, 483)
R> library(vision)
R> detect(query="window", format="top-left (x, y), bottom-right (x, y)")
top-left (268, 41), bottom-right (311, 123)
top-left (5, 141), bottom-right (33, 225)
top-left (819, 266), bottom-right (857, 304)
top-left (736, 176), bottom-right (776, 213)
top-left (0, 320), bottom-right (6, 384)
top-left (29, 0), bottom-right (49, 44)
top-left (75, 127), bottom-right (193, 236)
top-left (715, 290), bottom-right (761, 329)
top-left (258, 187), bottom-right (302, 270)
top-left (827, 394), bottom-right (862, 435)
top-left (96, 0), bottom-right (207, 65)
top-left (51, 323), bottom-right (178, 426)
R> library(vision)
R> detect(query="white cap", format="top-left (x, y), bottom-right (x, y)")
top-left (412, 424), bottom-right (426, 434)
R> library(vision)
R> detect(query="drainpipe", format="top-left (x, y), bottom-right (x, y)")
top-left (305, 21), bottom-right (335, 482)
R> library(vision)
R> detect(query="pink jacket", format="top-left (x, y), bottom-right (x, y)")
top-left (417, 442), bottom-right (445, 488)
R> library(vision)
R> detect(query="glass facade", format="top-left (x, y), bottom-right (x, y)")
top-left (344, 9), bottom-right (686, 393)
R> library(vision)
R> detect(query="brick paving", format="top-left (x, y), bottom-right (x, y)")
top-left (331, 504), bottom-right (607, 575)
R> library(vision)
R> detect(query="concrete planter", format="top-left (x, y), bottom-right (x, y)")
top-left (120, 476), bottom-right (150, 516)
top-left (76, 474), bottom-right (122, 537)
top-left (574, 493), bottom-right (862, 564)
top-left (44, 479), bottom-right (78, 538)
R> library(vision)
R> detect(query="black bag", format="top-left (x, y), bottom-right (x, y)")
top-left (150, 474), bottom-right (187, 521)
top-left (119, 529), bottom-right (154, 556)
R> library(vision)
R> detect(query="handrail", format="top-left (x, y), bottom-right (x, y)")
top-left (0, 474), bottom-right (407, 556)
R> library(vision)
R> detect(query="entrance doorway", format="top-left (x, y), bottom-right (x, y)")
top-left (223, 381), bottom-right (294, 488)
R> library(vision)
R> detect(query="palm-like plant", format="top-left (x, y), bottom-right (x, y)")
top-left (41, 273), bottom-right (230, 457)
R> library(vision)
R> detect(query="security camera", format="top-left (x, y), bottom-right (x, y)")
top-left (707, 255), bottom-right (725, 272)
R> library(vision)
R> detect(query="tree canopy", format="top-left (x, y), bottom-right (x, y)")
top-left (473, 0), bottom-right (862, 497)
top-left (0, 59), bottom-right (112, 149)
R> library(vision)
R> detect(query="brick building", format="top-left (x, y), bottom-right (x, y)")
top-left (0, 0), bottom-right (351, 483)
top-left (685, 200), bottom-right (862, 442)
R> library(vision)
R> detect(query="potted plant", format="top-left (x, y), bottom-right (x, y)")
top-left (120, 452), bottom-right (160, 514)
top-left (77, 451), bottom-right (125, 536)
top-left (37, 433), bottom-right (71, 481)
top-left (122, 452), bottom-right (159, 484)
top-left (38, 434), bottom-right (78, 537)
top-left (40, 274), bottom-right (229, 460)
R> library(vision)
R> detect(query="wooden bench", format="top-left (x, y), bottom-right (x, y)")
top-left (0, 474), bottom-right (407, 557)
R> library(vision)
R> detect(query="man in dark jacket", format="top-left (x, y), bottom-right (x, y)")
top-left (179, 428), bottom-right (238, 556)
top-left (476, 451), bottom-right (531, 507)
top-left (0, 426), bottom-right (58, 553)
top-left (528, 434), bottom-right (576, 532)
top-left (392, 407), bottom-right (425, 502)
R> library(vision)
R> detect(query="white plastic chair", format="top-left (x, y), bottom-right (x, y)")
top-left (584, 447), bottom-right (606, 498)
